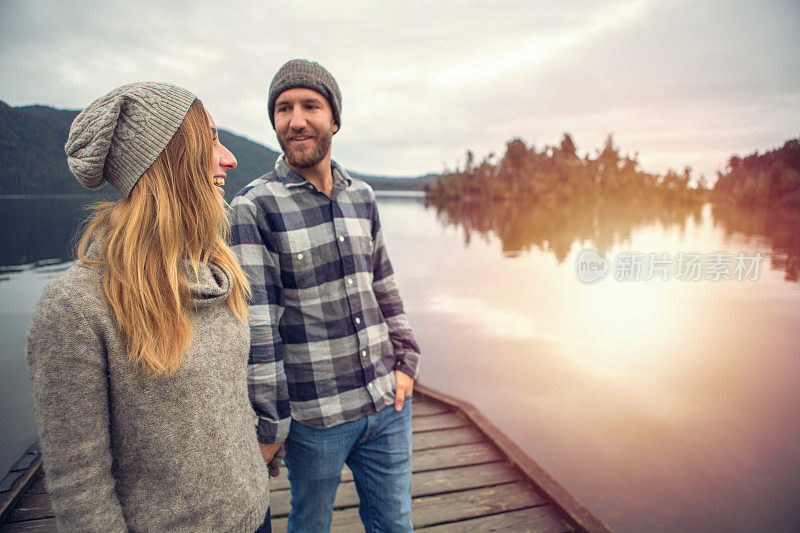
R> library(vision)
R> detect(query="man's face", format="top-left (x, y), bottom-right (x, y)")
top-left (274, 88), bottom-right (338, 169)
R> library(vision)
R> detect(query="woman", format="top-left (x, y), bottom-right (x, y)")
top-left (26, 82), bottom-right (271, 532)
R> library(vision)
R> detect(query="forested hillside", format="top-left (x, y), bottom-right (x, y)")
top-left (0, 101), bottom-right (428, 195)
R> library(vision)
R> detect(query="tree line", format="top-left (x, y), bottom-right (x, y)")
top-left (427, 133), bottom-right (800, 209)
top-left (426, 134), bottom-right (708, 206)
top-left (713, 137), bottom-right (800, 207)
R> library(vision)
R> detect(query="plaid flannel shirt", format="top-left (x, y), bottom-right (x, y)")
top-left (229, 157), bottom-right (421, 444)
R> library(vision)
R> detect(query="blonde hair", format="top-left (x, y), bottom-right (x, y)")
top-left (77, 99), bottom-right (250, 375)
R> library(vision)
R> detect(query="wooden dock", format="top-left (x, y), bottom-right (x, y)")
top-left (1, 384), bottom-right (611, 532)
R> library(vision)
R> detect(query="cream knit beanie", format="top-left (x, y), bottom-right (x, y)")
top-left (65, 82), bottom-right (196, 197)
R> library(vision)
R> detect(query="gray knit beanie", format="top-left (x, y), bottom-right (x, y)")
top-left (268, 59), bottom-right (341, 130)
top-left (65, 82), bottom-right (197, 197)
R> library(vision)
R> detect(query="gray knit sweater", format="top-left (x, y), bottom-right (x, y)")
top-left (26, 254), bottom-right (269, 532)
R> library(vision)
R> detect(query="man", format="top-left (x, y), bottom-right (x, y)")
top-left (230, 59), bottom-right (420, 532)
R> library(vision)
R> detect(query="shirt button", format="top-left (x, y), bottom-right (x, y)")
top-left (361, 350), bottom-right (367, 357)
top-left (367, 383), bottom-right (373, 390)
top-left (297, 253), bottom-right (304, 260)
top-left (339, 236), bottom-right (345, 242)
top-left (355, 317), bottom-right (361, 325)
top-left (347, 278), bottom-right (353, 285)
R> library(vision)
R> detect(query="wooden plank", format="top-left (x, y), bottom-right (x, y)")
top-left (416, 385), bottom-right (611, 533)
top-left (268, 469), bottom-right (291, 492)
top-left (412, 427), bottom-right (485, 451)
top-left (419, 506), bottom-right (572, 532)
top-left (272, 481), bottom-right (547, 532)
top-left (0, 518), bottom-right (57, 533)
top-left (269, 462), bottom-right (522, 518)
top-left (412, 412), bottom-right (467, 433)
top-left (268, 441), bottom-right (501, 491)
top-left (414, 442), bottom-right (501, 472)
top-left (412, 400), bottom-right (451, 417)
top-left (0, 457), bottom-right (42, 524)
top-left (409, 481), bottom-right (548, 528)
top-left (412, 462), bottom-right (521, 497)
top-left (3, 494), bottom-right (53, 523)
top-left (22, 474), bottom-right (47, 496)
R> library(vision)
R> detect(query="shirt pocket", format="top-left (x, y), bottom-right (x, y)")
top-left (347, 219), bottom-right (374, 274)
top-left (279, 232), bottom-right (317, 290)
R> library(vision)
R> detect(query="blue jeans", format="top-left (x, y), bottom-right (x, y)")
top-left (254, 508), bottom-right (271, 533)
top-left (283, 399), bottom-right (413, 533)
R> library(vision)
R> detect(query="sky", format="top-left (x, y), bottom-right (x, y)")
top-left (1, 0), bottom-right (798, 180)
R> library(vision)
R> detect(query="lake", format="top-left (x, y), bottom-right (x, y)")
top-left (2, 194), bottom-right (799, 532)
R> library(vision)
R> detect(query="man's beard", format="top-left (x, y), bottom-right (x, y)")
top-left (278, 130), bottom-right (332, 169)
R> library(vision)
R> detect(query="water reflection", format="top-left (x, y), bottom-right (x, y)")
top-left (425, 197), bottom-right (800, 281)
top-left (384, 196), bottom-right (800, 532)
top-left (711, 203), bottom-right (800, 282)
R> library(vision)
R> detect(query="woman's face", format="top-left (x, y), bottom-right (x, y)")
top-left (206, 112), bottom-right (237, 203)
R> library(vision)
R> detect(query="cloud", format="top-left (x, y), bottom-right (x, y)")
top-left (1, 0), bottom-right (798, 178)
top-left (426, 293), bottom-right (569, 344)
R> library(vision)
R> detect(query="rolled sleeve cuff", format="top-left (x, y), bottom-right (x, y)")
top-left (394, 352), bottom-right (420, 380)
top-left (256, 415), bottom-right (291, 444)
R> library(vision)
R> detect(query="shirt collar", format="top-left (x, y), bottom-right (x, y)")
top-left (275, 156), bottom-right (353, 191)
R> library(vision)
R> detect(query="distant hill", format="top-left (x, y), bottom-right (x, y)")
top-left (0, 100), bottom-right (433, 196)
top-left (347, 170), bottom-right (438, 192)
top-left (0, 101), bottom-right (84, 194)
top-left (216, 129), bottom-right (280, 195)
